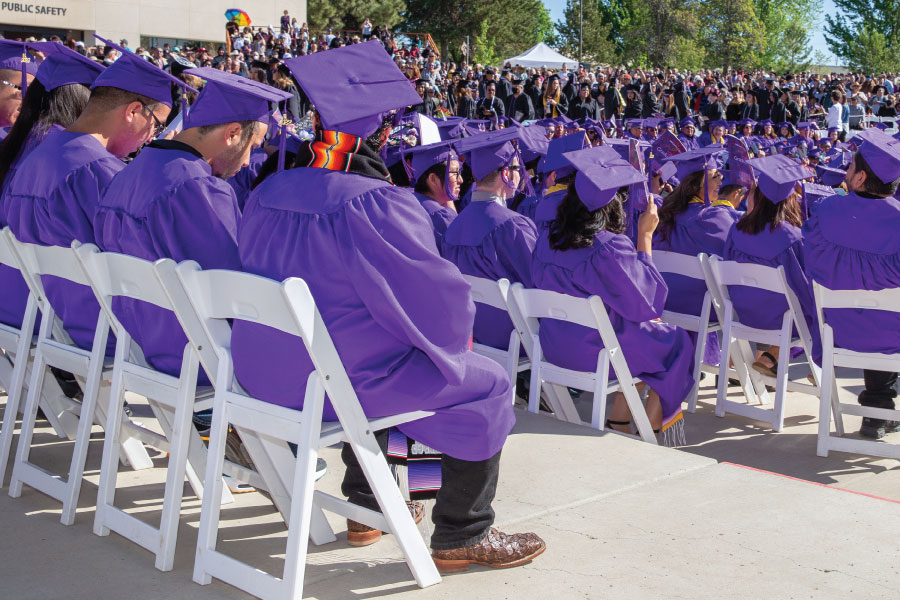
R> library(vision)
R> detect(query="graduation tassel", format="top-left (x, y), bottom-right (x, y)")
top-left (19, 44), bottom-right (30, 97)
top-left (277, 116), bottom-right (289, 172)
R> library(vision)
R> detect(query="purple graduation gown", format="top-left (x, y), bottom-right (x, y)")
top-left (4, 130), bottom-right (124, 350)
top-left (441, 198), bottom-right (538, 350)
top-left (803, 192), bottom-right (900, 356)
top-left (0, 124), bottom-right (63, 331)
top-left (93, 142), bottom-right (242, 379)
top-left (411, 191), bottom-right (456, 249)
top-left (233, 167), bottom-right (514, 462)
top-left (227, 146), bottom-right (268, 211)
top-left (723, 221), bottom-right (820, 359)
top-left (678, 134), bottom-right (700, 151)
top-left (531, 229), bottom-right (695, 431)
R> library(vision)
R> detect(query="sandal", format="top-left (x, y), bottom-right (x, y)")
top-left (752, 351), bottom-right (778, 377)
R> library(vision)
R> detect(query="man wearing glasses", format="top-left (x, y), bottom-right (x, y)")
top-left (0, 41), bottom-right (38, 140)
top-left (4, 39), bottom-right (187, 353)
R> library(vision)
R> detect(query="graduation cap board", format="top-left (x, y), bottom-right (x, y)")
top-left (92, 35), bottom-right (196, 107)
top-left (283, 40), bottom-right (422, 139)
top-left (749, 154), bottom-right (810, 203)
top-left (856, 128), bottom-right (900, 184)
top-left (402, 140), bottom-right (460, 200)
top-left (0, 39), bottom-right (39, 95)
top-left (562, 147), bottom-right (645, 210)
top-left (35, 45), bottom-right (104, 91)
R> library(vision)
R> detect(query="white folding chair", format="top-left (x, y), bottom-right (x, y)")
top-left (73, 242), bottom-right (243, 571)
top-left (707, 256), bottom-right (824, 432)
top-left (508, 283), bottom-right (657, 443)
top-left (0, 228), bottom-right (83, 484)
top-left (161, 260), bottom-right (440, 600)
top-left (461, 275), bottom-right (529, 403)
top-left (5, 234), bottom-right (152, 525)
top-left (813, 283), bottom-right (898, 459)
top-left (653, 250), bottom-right (723, 413)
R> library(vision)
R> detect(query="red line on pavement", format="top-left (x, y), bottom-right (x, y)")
top-left (721, 462), bottom-right (900, 505)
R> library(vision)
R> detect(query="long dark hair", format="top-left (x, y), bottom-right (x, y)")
top-left (656, 169), bottom-right (705, 242)
top-left (549, 181), bottom-right (626, 251)
top-left (0, 80), bottom-right (91, 191)
top-left (736, 186), bottom-right (802, 235)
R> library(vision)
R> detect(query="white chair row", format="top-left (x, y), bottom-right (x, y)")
top-left (462, 249), bottom-right (898, 460)
top-left (0, 226), bottom-right (439, 600)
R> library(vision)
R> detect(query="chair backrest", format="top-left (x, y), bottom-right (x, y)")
top-left (709, 255), bottom-right (815, 352)
top-left (461, 275), bottom-right (510, 312)
top-left (170, 261), bottom-right (362, 419)
top-left (73, 243), bottom-right (176, 335)
top-left (652, 250), bottom-right (706, 281)
top-left (813, 282), bottom-right (900, 358)
top-left (1, 227), bottom-right (45, 305)
top-left (509, 284), bottom-right (600, 332)
top-left (698, 253), bottom-right (727, 323)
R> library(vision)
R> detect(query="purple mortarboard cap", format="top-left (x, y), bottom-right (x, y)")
top-left (797, 122), bottom-right (813, 130)
top-left (709, 119), bottom-right (728, 130)
top-left (808, 147), bottom-right (821, 159)
top-left (679, 116), bottom-right (696, 128)
top-left (283, 40), bottom-right (421, 138)
top-left (516, 124), bottom-right (551, 162)
top-left (857, 128), bottom-right (900, 183)
top-left (803, 181), bottom-right (835, 205)
top-left (659, 118), bottom-right (674, 130)
top-left (35, 46), bottom-right (104, 91)
top-left (643, 118), bottom-right (660, 130)
top-left (562, 150), bottom-right (645, 210)
top-left (873, 121), bottom-right (890, 131)
top-left (662, 147), bottom-right (725, 180)
top-left (827, 126), bottom-right (839, 133)
top-left (627, 118), bottom-right (644, 129)
top-left (750, 154), bottom-right (810, 203)
top-left (739, 118), bottom-right (756, 127)
top-left (183, 67), bottom-right (291, 128)
top-left (760, 119), bottom-right (774, 127)
top-left (91, 35), bottom-right (193, 106)
top-left (656, 161), bottom-right (678, 183)
top-left (0, 39), bottom-right (38, 74)
top-left (453, 129), bottom-right (520, 181)
top-left (405, 140), bottom-right (458, 182)
top-left (816, 162), bottom-right (846, 187)
top-left (540, 131), bottom-right (588, 174)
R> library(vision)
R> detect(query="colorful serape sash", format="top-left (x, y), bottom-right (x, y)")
top-left (295, 129), bottom-right (393, 181)
top-left (386, 428), bottom-right (442, 500)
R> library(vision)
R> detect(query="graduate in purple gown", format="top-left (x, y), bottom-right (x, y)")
top-left (4, 36), bottom-right (184, 351)
top-left (233, 41), bottom-right (544, 566)
top-left (654, 147), bottom-right (732, 316)
top-left (532, 148), bottom-right (695, 444)
top-left (0, 48), bottom-right (103, 332)
top-left (803, 130), bottom-right (900, 439)
top-left (516, 131), bottom-right (585, 221)
top-left (227, 146), bottom-right (269, 211)
top-left (93, 68), bottom-right (282, 378)
top-left (441, 130), bottom-right (538, 350)
top-left (678, 116), bottom-right (699, 151)
top-left (724, 154), bottom-right (819, 377)
top-left (0, 41), bottom-right (37, 134)
top-left (403, 140), bottom-right (459, 248)
top-left (625, 118), bottom-right (643, 140)
top-left (699, 119), bottom-right (727, 147)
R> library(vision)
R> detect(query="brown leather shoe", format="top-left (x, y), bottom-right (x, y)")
top-left (431, 528), bottom-right (546, 573)
top-left (347, 501), bottom-right (425, 547)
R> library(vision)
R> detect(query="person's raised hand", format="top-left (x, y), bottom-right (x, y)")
top-left (637, 198), bottom-right (659, 239)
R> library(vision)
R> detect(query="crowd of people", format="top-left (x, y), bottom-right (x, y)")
top-left (1, 27), bottom-right (900, 585)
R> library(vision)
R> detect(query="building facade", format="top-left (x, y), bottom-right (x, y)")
top-left (0, 0), bottom-right (306, 48)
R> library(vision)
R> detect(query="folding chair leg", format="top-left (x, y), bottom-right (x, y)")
top-left (193, 397), bottom-right (230, 587)
top-left (715, 328), bottom-right (732, 418)
top-left (527, 363), bottom-right (540, 414)
top-left (687, 329), bottom-right (707, 414)
top-left (772, 348), bottom-right (790, 432)
top-left (8, 348), bottom-right (48, 499)
top-left (0, 347), bottom-right (29, 484)
top-left (817, 361), bottom-right (835, 457)
top-left (830, 379), bottom-right (845, 437)
top-left (94, 347), bottom-right (129, 536)
top-left (590, 350), bottom-right (610, 430)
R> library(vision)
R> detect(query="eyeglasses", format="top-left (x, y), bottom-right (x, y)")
top-left (138, 100), bottom-right (165, 138)
top-left (1, 80), bottom-right (22, 91)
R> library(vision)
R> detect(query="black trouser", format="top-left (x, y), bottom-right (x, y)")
top-left (858, 370), bottom-right (898, 411)
top-left (341, 429), bottom-right (500, 550)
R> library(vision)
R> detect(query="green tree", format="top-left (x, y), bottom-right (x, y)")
top-left (824, 0), bottom-right (900, 66)
top-left (555, 0), bottom-right (617, 64)
top-left (841, 23), bottom-right (900, 72)
top-left (307, 0), bottom-right (342, 30)
top-left (772, 21), bottom-right (813, 72)
top-left (754, 0), bottom-right (820, 69)
top-left (308, 0), bottom-right (406, 32)
top-left (699, 0), bottom-right (764, 71)
top-left (620, 0), bottom-right (700, 68)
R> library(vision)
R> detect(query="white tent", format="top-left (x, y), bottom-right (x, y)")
top-left (504, 43), bottom-right (578, 69)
